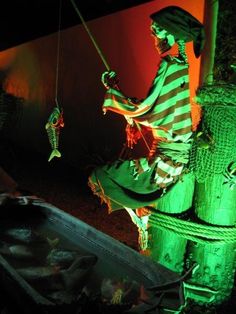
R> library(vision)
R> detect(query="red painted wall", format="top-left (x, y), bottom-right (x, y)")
top-left (0, 0), bottom-right (205, 168)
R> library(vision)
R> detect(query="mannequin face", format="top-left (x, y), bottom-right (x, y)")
top-left (151, 22), bottom-right (175, 55)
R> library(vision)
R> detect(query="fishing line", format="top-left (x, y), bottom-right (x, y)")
top-left (55, 0), bottom-right (62, 108)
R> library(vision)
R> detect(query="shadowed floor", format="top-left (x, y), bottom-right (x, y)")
top-left (0, 139), bottom-right (139, 251)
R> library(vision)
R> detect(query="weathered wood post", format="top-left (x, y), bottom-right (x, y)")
top-left (185, 85), bottom-right (236, 305)
top-left (147, 172), bottom-right (195, 274)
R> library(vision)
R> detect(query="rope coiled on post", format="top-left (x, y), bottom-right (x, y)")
top-left (149, 211), bottom-right (236, 244)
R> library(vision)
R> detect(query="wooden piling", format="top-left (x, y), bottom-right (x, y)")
top-left (148, 172), bottom-right (195, 274)
top-left (186, 94), bottom-right (236, 305)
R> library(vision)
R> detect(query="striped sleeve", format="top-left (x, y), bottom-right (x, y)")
top-left (102, 57), bottom-right (192, 138)
top-left (102, 59), bottom-right (169, 118)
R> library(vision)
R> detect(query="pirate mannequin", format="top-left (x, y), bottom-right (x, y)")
top-left (88, 6), bottom-right (205, 250)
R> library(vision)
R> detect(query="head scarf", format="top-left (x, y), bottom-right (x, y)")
top-left (150, 6), bottom-right (205, 58)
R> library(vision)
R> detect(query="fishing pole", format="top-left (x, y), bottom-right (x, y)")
top-left (70, 0), bottom-right (150, 152)
top-left (70, 0), bottom-right (110, 71)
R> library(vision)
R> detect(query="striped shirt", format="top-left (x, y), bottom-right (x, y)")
top-left (103, 56), bottom-right (192, 143)
top-left (102, 56), bottom-right (193, 188)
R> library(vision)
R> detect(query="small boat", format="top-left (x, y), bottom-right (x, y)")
top-left (0, 194), bottom-right (180, 313)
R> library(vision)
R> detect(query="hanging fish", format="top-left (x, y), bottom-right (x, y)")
top-left (45, 107), bottom-right (64, 162)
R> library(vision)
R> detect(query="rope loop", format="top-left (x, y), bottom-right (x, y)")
top-left (149, 211), bottom-right (236, 244)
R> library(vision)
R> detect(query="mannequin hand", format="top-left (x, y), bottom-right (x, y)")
top-left (101, 70), bottom-right (119, 89)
